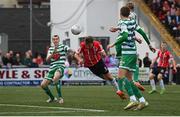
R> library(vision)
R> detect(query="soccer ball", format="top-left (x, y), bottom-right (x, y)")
top-left (71, 25), bottom-right (82, 35)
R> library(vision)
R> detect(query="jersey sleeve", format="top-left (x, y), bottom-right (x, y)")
top-left (64, 45), bottom-right (70, 53)
top-left (120, 23), bottom-right (128, 33)
top-left (168, 51), bottom-right (173, 59)
top-left (97, 42), bottom-right (104, 52)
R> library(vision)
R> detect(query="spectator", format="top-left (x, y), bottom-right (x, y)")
top-left (164, 11), bottom-right (172, 27)
top-left (13, 53), bottom-right (22, 65)
top-left (27, 50), bottom-right (33, 58)
top-left (36, 54), bottom-right (44, 65)
top-left (162, 0), bottom-right (170, 12)
top-left (143, 52), bottom-right (152, 67)
top-left (109, 53), bottom-right (118, 67)
top-left (2, 53), bottom-right (13, 68)
top-left (170, 4), bottom-right (176, 17)
top-left (30, 58), bottom-right (38, 68)
top-left (23, 52), bottom-right (32, 67)
top-left (174, 9), bottom-right (180, 24)
top-left (9, 50), bottom-right (16, 65)
top-left (169, 19), bottom-right (178, 36)
top-left (158, 11), bottom-right (166, 23)
top-left (137, 54), bottom-right (142, 67)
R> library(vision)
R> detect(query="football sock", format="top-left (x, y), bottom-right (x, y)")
top-left (150, 79), bottom-right (156, 90)
top-left (42, 86), bottom-right (54, 100)
top-left (55, 82), bottom-right (62, 98)
top-left (159, 79), bottom-right (165, 89)
top-left (110, 78), bottom-right (120, 91)
top-left (117, 78), bottom-right (125, 91)
top-left (130, 80), bottom-right (143, 99)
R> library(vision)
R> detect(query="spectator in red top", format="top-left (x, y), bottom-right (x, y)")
top-left (36, 54), bottom-right (44, 65)
top-left (76, 36), bottom-right (122, 97)
top-left (149, 42), bottom-right (177, 94)
top-left (163, 0), bottom-right (170, 12)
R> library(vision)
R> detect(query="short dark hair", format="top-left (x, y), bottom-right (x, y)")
top-left (120, 6), bottom-right (130, 17)
top-left (85, 36), bottom-right (94, 45)
top-left (53, 34), bottom-right (59, 39)
top-left (126, 2), bottom-right (134, 10)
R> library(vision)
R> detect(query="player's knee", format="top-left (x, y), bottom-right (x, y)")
top-left (40, 82), bottom-right (47, 89)
top-left (158, 75), bottom-right (162, 80)
top-left (157, 74), bottom-right (163, 80)
top-left (52, 79), bottom-right (59, 84)
top-left (149, 73), bottom-right (154, 80)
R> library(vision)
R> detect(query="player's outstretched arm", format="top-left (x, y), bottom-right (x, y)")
top-left (107, 32), bottom-right (128, 50)
top-left (136, 26), bottom-right (156, 53)
top-left (150, 55), bottom-right (159, 68)
top-left (109, 27), bottom-right (120, 32)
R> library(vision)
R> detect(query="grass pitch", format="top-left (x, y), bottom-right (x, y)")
top-left (0, 85), bottom-right (180, 116)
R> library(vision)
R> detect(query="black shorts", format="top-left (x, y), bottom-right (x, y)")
top-left (152, 67), bottom-right (168, 76)
top-left (88, 59), bottom-right (109, 78)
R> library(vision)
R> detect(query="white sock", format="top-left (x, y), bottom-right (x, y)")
top-left (150, 79), bottom-right (156, 90)
top-left (159, 79), bottom-right (165, 89)
top-left (110, 78), bottom-right (120, 91)
top-left (139, 97), bottom-right (146, 103)
top-left (130, 95), bottom-right (137, 102)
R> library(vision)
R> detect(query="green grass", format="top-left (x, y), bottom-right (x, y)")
top-left (0, 85), bottom-right (180, 116)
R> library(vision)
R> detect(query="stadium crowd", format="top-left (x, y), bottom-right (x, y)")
top-left (0, 49), bottom-right (46, 68)
top-left (0, 49), bottom-right (154, 68)
top-left (144, 0), bottom-right (180, 43)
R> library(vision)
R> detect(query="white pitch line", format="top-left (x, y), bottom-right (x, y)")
top-left (0, 103), bottom-right (106, 112)
top-left (0, 111), bottom-right (76, 115)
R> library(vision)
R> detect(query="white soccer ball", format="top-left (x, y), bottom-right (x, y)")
top-left (71, 25), bottom-right (82, 35)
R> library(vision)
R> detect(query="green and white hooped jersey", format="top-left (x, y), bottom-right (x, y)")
top-left (117, 18), bottom-right (137, 55)
top-left (47, 44), bottom-right (69, 69)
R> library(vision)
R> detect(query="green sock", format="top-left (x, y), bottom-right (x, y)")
top-left (133, 64), bottom-right (139, 82)
top-left (124, 78), bottom-right (134, 96)
top-left (130, 81), bottom-right (143, 98)
top-left (42, 86), bottom-right (54, 100)
top-left (117, 78), bottom-right (125, 91)
top-left (55, 81), bottom-right (62, 98)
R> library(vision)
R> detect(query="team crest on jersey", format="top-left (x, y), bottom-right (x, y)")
top-left (52, 53), bottom-right (60, 60)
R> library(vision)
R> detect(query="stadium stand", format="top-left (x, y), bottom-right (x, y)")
top-left (144, 0), bottom-right (180, 44)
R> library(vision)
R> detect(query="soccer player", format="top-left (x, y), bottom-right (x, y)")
top-left (108, 6), bottom-right (155, 110)
top-left (149, 42), bottom-right (177, 94)
top-left (110, 2), bottom-right (151, 91)
top-left (76, 36), bottom-right (123, 97)
top-left (40, 35), bottom-right (80, 104)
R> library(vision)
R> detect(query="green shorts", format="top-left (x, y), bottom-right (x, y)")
top-left (119, 54), bottom-right (137, 72)
top-left (44, 66), bottom-right (65, 80)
